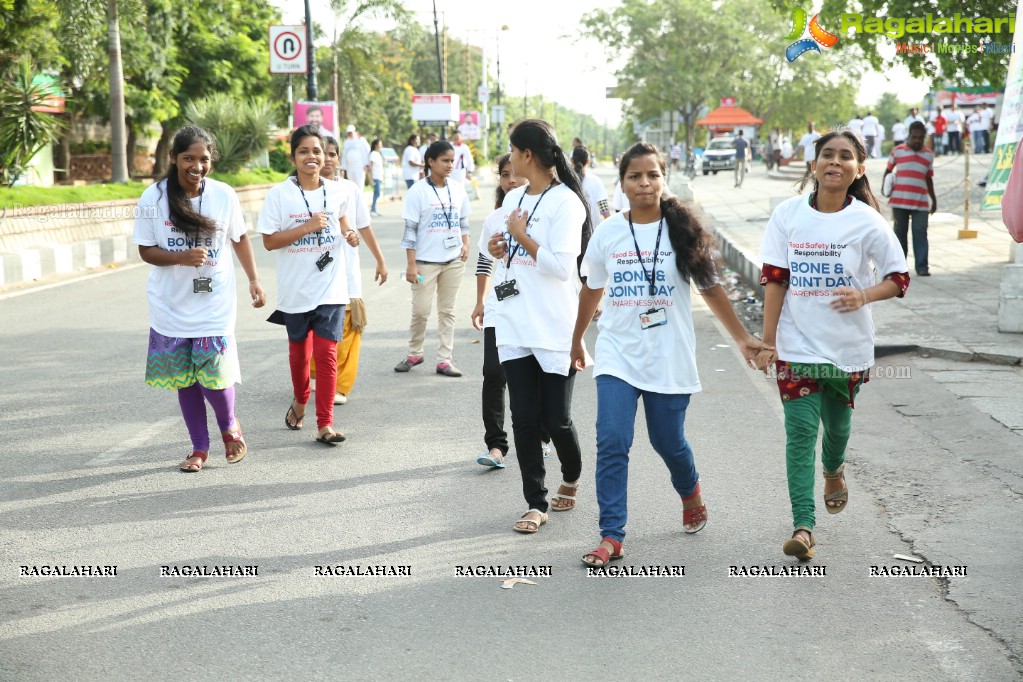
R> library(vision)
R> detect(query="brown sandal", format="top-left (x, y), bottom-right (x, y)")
top-left (782, 529), bottom-right (816, 561)
top-left (823, 463), bottom-right (848, 514)
top-left (179, 450), bottom-right (208, 472)
top-left (223, 421), bottom-right (247, 463)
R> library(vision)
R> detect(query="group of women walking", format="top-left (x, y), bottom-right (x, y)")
top-left (134, 118), bottom-right (908, 563)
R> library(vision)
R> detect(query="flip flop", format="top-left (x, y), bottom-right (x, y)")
top-left (222, 421), bottom-right (247, 464)
top-left (316, 428), bottom-right (346, 446)
top-left (285, 402), bottom-right (304, 431)
top-left (476, 453), bottom-right (506, 468)
top-left (179, 450), bottom-right (208, 472)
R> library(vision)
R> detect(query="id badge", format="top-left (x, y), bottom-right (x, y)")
top-left (443, 235), bottom-right (459, 249)
top-left (639, 307), bottom-right (667, 330)
top-left (315, 251), bottom-right (333, 272)
top-left (193, 277), bottom-right (213, 293)
top-left (495, 279), bottom-right (519, 301)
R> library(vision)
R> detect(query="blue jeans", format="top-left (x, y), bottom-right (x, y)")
top-left (595, 374), bottom-right (699, 543)
top-left (892, 208), bottom-right (929, 273)
top-left (371, 179), bottom-right (382, 212)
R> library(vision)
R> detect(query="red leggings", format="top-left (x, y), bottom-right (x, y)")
top-left (289, 331), bottom-right (337, 429)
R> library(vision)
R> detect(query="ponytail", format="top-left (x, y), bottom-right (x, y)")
top-left (158, 126), bottom-right (218, 242)
top-left (661, 197), bottom-right (718, 289)
top-left (571, 146), bottom-right (589, 177)
top-left (552, 146), bottom-right (593, 259)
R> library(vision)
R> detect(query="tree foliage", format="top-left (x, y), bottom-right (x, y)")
top-left (185, 94), bottom-right (276, 173)
top-left (0, 60), bottom-right (67, 186)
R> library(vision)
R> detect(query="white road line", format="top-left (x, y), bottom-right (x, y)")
top-left (0, 262), bottom-right (146, 301)
top-left (87, 417), bottom-right (180, 466)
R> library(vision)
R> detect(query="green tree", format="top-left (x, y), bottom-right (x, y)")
top-left (874, 92), bottom-right (914, 131)
top-left (0, 60), bottom-right (67, 186)
top-left (0, 0), bottom-right (61, 76)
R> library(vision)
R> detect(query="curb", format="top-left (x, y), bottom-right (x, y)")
top-left (0, 235), bottom-right (141, 288)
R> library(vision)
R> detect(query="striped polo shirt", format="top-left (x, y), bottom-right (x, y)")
top-left (886, 144), bottom-right (934, 210)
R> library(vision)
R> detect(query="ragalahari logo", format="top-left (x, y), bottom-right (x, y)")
top-left (785, 8), bottom-right (840, 61)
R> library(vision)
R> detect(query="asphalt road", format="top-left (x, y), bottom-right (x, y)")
top-left (0, 182), bottom-right (1019, 680)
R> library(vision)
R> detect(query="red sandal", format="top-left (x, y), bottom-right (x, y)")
top-left (222, 421), bottom-right (247, 464)
top-left (682, 482), bottom-right (707, 534)
top-left (180, 450), bottom-right (208, 472)
top-left (581, 537), bottom-right (624, 567)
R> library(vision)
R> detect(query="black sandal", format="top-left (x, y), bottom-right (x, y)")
top-left (315, 427), bottom-right (346, 445)
top-left (285, 402), bottom-right (304, 431)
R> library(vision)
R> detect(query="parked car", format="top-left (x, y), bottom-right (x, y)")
top-left (701, 136), bottom-right (736, 175)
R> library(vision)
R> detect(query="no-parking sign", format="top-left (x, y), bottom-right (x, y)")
top-left (269, 25), bottom-right (307, 74)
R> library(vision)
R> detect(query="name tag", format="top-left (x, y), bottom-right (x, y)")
top-left (639, 307), bottom-right (667, 330)
top-left (443, 235), bottom-right (459, 249)
top-left (193, 277), bottom-right (213, 293)
top-left (495, 279), bottom-right (519, 301)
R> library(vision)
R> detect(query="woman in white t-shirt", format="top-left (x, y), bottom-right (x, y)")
top-left (307, 136), bottom-right (388, 406)
top-left (401, 134), bottom-right (423, 189)
top-left (571, 142), bottom-right (767, 566)
top-left (258, 125), bottom-right (359, 446)
top-left (758, 131), bottom-right (910, 560)
top-left (485, 118), bottom-right (592, 534)
top-left (572, 146), bottom-right (611, 226)
top-left (395, 140), bottom-right (472, 377)
top-left (369, 138), bottom-right (384, 216)
top-left (133, 126), bottom-right (266, 472)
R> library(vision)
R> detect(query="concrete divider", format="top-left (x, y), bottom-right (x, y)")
top-left (0, 184), bottom-right (274, 288)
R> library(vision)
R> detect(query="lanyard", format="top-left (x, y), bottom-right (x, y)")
top-left (192, 180), bottom-right (207, 276)
top-left (427, 177), bottom-right (453, 230)
top-left (506, 181), bottom-right (555, 268)
top-left (626, 212), bottom-right (664, 297)
top-left (294, 176), bottom-right (327, 245)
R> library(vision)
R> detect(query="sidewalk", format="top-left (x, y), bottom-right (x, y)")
top-left (688, 159), bottom-right (1023, 365)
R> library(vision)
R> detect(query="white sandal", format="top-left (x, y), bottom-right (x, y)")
top-left (513, 509), bottom-right (548, 534)
top-left (550, 480), bottom-right (579, 512)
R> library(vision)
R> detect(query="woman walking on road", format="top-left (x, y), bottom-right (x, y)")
top-left (485, 119), bottom-right (592, 533)
top-left (571, 142), bottom-right (767, 566)
top-left (133, 126), bottom-right (266, 472)
top-left (758, 131), bottom-right (909, 560)
top-left (308, 136), bottom-right (388, 406)
top-left (395, 140), bottom-right (472, 377)
top-left (471, 154), bottom-right (551, 468)
top-left (369, 138), bottom-right (384, 216)
top-left (258, 125), bottom-right (359, 446)
top-left (573, 146), bottom-right (611, 227)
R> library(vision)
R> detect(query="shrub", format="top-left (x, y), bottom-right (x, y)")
top-left (184, 94), bottom-right (277, 173)
top-left (0, 61), bottom-right (66, 186)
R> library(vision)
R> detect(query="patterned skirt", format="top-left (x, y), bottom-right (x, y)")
top-left (145, 329), bottom-right (241, 390)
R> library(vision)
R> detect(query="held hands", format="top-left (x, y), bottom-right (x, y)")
top-left (831, 287), bottom-right (867, 314)
top-left (488, 233), bottom-right (508, 259)
top-left (345, 230), bottom-right (360, 247)
top-left (506, 208), bottom-right (530, 242)
top-left (179, 247), bottom-right (209, 267)
top-left (249, 281), bottom-right (266, 308)
top-left (737, 336), bottom-right (775, 371)
top-left (304, 212), bottom-right (328, 234)
top-left (470, 303), bottom-right (485, 330)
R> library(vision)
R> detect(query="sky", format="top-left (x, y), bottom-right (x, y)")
top-left (273, 0), bottom-right (932, 127)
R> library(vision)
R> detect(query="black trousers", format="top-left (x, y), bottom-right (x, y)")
top-left (482, 327), bottom-right (551, 455)
top-left (503, 354), bottom-right (582, 512)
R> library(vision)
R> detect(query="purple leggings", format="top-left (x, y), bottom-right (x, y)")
top-left (177, 383), bottom-right (236, 451)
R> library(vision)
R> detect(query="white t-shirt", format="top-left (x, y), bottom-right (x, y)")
top-left (611, 180), bottom-right (629, 212)
top-left (861, 115), bottom-right (879, 136)
top-left (337, 177), bottom-right (371, 299)
top-left (257, 178), bottom-right (351, 313)
top-left (798, 132), bottom-right (820, 161)
top-left (488, 184), bottom-right (585, 352)
top-left (945, 110), bottom-right (963, 132)
top-left (401, 145), bottom-right (422, 180)
top-left (848, 118), bottom-right (863, 135)
top-left (759, 195), bottom-right (908, 372)
top-left (891, 121), bottom-right (907, 141)
top-left (133, 178), bottom-right (246, 338)
top-left (477, 208), bottom-right (508, 326)
top-left (967, 112), bottom-right (984, 132)
top-left (581, 172), bottom-right (609, 226)
top-left (369, 150), bottom-right (384, 180)
top-left (980, 108), bottom-right (994, 129)
top-left (582, 213), bottom-right (709, 394)
top-left (403, 177), bottom-right (471, 263)
top-left (342, 136), bottom-right (370, 173)
top-left (451, 143), bottom-right (475, 185)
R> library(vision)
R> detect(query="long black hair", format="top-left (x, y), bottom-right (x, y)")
top-left (495, 153), bottom-right (512, 209)
top-left (158, 126), bottom-right (218, 241)
top-left (798, 130), bottom-right (881, 213)
top-left (571, 146), bottom-right (590, 176)
top-left (509, 118), bottom-right (592, 259)
top-left (618, 142), bottom-right (717, 289)
top-left (423, 140), bottom-right (454, 177)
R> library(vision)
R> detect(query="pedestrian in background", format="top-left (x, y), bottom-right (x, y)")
top-left (485, 118), bottom-right (592, 534)
top-left (573, 146), bottom-right (611, 226)
top-left (396, 140), bottom-right (471, 377)
top-left (450, 130), bottom-right (475, 189)
top-left (758, 130), bottom-right (910, 560)
top-left (309, 136), bottom-right (388, 406)
top-left (571, 142), bottom-right (768, 566)
top-left (471, 154), bottom-right (552, 468)
top-left (418, 132), bottom-right (438, 175)
top-left (259, 125), bottom-right (359, 445)
top-left (797, 122), bottom-right (820, 175)
top-left (402, 134), bottom-right (423, 189)
top-left (967, 109), bottom-right (986, 154)
top-left (882, 121), bottom-right (937, 277)
top-left (862, 111), bottom-right (879, 157)
top-left (945, 103), bottom-right (963, 154)
top-left (369, 138), bottom-right (384, 216)
top-left (932, 108), bottom-right (946, 156)
top-left (733, 130), bottom-right (750, 188)
top-left (979, 103), bottom-right (994, 153)
top-left (134, 126), bottom-right (266, 472)
top-left (342, 124), bottom-right (371, 190)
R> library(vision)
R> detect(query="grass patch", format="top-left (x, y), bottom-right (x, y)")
top-left (209, 168), bottom-right (287, 187)
top-left (0, 182), bottom-right (149, 209)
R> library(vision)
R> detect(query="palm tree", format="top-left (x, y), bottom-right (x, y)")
top-left (106, 0), bottom-right (129, 182)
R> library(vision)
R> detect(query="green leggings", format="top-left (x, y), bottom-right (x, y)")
top-left (782, 390), bottom-right (853, 531)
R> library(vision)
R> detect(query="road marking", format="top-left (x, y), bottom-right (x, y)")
top-left (0, 262), bottom-right (146, 301)
top-left (87, 417), bottom-right (180, 466)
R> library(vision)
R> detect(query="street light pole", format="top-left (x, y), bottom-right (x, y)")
top-left (304, 0), bottom-right (317, 100)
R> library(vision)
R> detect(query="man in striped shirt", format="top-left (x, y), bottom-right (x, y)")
top-left (882, 121), bottom-right (937, 276)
